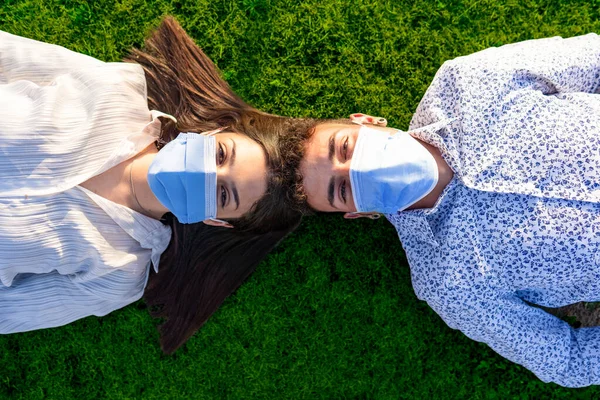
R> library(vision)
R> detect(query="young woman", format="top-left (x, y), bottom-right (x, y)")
top-left (0, 17), bottom-right (309, 354)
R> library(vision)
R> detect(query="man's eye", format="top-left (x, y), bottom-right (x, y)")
top-left (341, 180), bottom-right (347, 203)
top-left (218, 143), bottom-right (225, 165)
top-left (343, 137), bottom-right (349, 160)
top-left (220, 185), bottom-right (227, 208)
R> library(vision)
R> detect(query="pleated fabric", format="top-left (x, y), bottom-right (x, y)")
top-left (0, 30), bottom-right (172, 333)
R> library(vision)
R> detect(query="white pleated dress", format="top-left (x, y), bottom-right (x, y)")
top-left (0, 30), bottom-right (172, 332)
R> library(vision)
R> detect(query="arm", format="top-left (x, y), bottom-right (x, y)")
top-left (0, 30), bottom-right (103, 85)
top-left (0, 267), bottom-right (147, 333)
top-left (454, 34), bottom-right (600, 94)
top-left (410, 34), bottom-right (600, 130)
top-left (430, 289), bottom-right (600, 388)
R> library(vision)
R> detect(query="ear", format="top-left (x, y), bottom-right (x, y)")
top-left (343, 212), bottom-right (381, 220)
top-left (349, 113), bottom-right (387, 127)
top-left (202, 219), bottom-right (234, 228)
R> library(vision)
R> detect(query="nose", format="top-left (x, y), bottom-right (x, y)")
top-left (332, 158), bottom-right (351, 176)
top-left (216, 163), bottom-right (232, 185)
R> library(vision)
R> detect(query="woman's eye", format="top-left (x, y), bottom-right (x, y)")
top-left (220, 185), bottom-right (227, 208)
top-left (218, 143), bottom-right (225, 165)
top-left (343, 137), bottom-right (349, 160)
top-left (341, 180), bottom-right (347, 203)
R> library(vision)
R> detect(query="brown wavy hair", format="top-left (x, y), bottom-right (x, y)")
top-left (126, 16), bottom-right (312, 353)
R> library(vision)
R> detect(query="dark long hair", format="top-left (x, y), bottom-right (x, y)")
top-left (126, 17), bottom-right (311, 353)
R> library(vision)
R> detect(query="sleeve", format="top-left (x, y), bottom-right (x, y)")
top-left (0, 29), bottom-right (103, 85)
top-left (0, 267), bottom-right (148, 333)
top-left (0, 30), bottom-right (152, 198)
top-left (429, 288), bottom-right (600, 388)
top-left (410, 34), bottom-right (600, 130)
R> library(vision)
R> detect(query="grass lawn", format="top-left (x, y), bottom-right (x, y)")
top-left (1, 0), bottom-right (600, 398)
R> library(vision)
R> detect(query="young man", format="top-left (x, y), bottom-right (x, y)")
top-left (296, 33), bottom-right (600, 387)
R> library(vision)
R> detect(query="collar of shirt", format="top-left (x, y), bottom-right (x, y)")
top-left (77, 186), bottom-right (172, 272)
top-left (386, 119), bottom-right (459, 246)
top-left (408, 117), bottom-right (461, 174)
top-left (386, 176), bottom-right (460, 248)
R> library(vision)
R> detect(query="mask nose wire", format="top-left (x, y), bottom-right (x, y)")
top-left (209, 217), bottom-right (229, 224)
top-left (205, 127), bottom-right (229, 225)
top-left (202, 126), bottom-right (228, 137)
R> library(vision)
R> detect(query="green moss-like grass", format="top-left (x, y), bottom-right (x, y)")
top-left (1, 0), bottom-right (600, 398)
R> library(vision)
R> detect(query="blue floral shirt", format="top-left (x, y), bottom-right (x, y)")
top-left (387, 34), bottom-right (600, 388)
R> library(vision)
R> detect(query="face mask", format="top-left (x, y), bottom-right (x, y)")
top-left (147, 131), bottom-right (221, 224)
top-left (349, 126), bottom-right (439, 214)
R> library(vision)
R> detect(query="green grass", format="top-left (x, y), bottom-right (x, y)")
top-left (1, 0), bottom-right (600, 398)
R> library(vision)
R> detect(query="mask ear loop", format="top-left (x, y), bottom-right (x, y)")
top-left (346, 212), bottom-right (381, 220)
top-left (153, 111), bottom-right (179, 149)
top-left (202, 126), bottom-right (229, 137)
top-left (208, 217), bottom-right (230, 225)
top-left (180, 126), bottom-right (229, 138)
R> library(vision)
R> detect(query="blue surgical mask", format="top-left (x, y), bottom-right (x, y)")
top-left (147, 131), bottom-right (219, 224)
top-left (349, 126), bottom-right (439, 214)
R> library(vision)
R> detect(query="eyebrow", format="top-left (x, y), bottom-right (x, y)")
top-left (328, 134), bottom-right (335, 162)
top-left (327, 176), bottom-right (337, 209)
top-left (232, 182), bottom-right (239, 210)
top-left (230, 138), bottom-right (236, 167)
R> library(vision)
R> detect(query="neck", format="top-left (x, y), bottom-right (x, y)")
top-left (407, 138), bottom-right (454, 210)
top-left (129, 144), bottom-right (170, 219)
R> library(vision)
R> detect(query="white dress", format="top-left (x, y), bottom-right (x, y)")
top-left (0, 30), bottom-right (172, 332)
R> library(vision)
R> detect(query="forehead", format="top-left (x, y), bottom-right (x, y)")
top-left (219, 130), bottom-right (262, 154)
top-left (304, 123), bottom-right (358, 158)
top-left (220, 131), bottom-right (268, 213)
top-left (222, 130), bottom-right (267, 169)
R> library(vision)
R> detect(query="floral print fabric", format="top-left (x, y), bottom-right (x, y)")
top-left (387, 34), bottom-right (600, 387)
